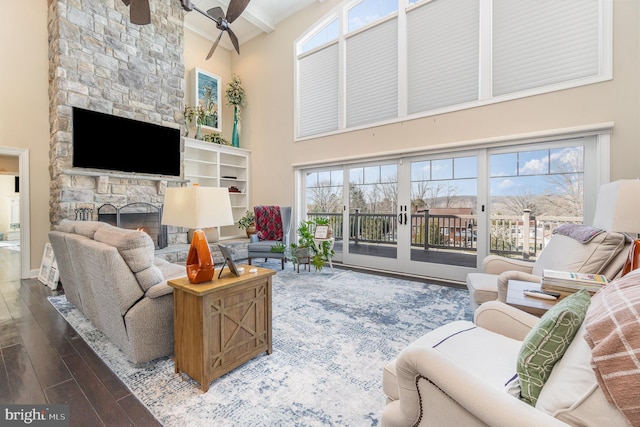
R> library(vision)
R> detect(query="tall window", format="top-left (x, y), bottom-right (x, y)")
top-left (295, 0), bottom-right (611, 139)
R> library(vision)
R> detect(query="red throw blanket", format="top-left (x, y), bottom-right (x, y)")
top-left (584, 271), bottom-right (640, 426)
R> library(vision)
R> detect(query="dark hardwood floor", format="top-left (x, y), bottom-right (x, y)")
top-left (0, 246), bottom-right (162, 427)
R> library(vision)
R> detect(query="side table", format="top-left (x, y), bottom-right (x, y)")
top-left (168, 265), bottom-right (276, 391)
top-left (506, 279), bottom-right (557, 316)
top-left (313, 237), bottom-right (335, 272)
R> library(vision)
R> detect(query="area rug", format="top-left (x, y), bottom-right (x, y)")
top-left (48, 262), bottom-right (473, 426)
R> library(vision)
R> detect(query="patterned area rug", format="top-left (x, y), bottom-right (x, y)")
top-left (48, 262), bottom-right (473, 426)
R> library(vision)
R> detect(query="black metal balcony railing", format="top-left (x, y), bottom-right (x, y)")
top-left (307, 210), bottom-right (582, 258)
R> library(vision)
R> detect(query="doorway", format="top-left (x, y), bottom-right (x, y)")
top-left (0, 147), bottom-right (30, 279)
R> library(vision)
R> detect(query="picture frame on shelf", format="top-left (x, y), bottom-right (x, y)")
top-left (218, 244), bottom-right (241, 277)
top-left (314, 225), bottom-right (329, 239)
top-left (192, 68), bottom-right (221, 131)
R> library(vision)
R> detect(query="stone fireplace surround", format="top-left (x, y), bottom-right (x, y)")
top-left (47, 0), bottom-right (188, 248)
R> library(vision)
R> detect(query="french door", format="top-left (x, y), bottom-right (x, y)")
top-left (397, 151), bottom-right (484, 281)
top-left (299, 134), bottom-right (603, 283)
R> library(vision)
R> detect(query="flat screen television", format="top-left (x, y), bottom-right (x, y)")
top-left (72, 107), bottom-right (181, 177)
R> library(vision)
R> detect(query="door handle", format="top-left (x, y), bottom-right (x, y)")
top-left (404, 213), bottom-right (407, 224)
top-left (398, 213), bottom-right (403, 225)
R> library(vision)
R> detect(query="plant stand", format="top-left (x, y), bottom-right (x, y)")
top-left (288, 247), bottom-right (311, 273)
top-left (313, 237), bottom-right (335, 273)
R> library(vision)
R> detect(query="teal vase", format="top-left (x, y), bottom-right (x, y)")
top-left (232, 106), bottom-right (240, 148)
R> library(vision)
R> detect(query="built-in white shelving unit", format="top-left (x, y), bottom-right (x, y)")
top-left (183, 138), bottom-right (251, 240)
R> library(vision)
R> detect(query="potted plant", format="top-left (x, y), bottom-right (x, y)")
top-left (290, 218), bottom-right (335, 272)
top-left (238, 210), bottom-right (255, 237)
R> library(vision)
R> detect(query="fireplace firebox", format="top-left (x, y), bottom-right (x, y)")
top-left (98, 203), bottom-right (168, 249)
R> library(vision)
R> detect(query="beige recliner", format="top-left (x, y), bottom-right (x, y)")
top-left (381, 294), bottom-right (633, 427)
top-left (466, 229), bottom-right (629, 311)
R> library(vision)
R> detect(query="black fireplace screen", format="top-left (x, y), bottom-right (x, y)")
top-left (97, 203), bottom-right (167, 249)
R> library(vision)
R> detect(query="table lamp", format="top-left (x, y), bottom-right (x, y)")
top-left (592, 179), bottom-right (640, 235)
top-left (162, 185), bottom-right (234, 284)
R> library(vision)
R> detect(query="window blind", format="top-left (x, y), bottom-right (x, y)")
top-left (346, 18), bottom-right (399, 128)
top-left (407, 0), bottom-right (479, 113)
top-left (298, 43), bottom-right (340, 138)
top-left (493, 0), bottom-right (600, 96)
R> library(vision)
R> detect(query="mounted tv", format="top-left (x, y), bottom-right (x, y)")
top-left (72, 107), bottom-right (181, 177)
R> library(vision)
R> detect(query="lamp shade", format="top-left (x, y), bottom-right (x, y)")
top-left (162, 186), bottom-right (234, 229)
top-left (592, 179), bottom-right (640, 234)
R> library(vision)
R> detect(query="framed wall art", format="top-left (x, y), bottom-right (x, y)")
top-left (192, 68), bottom-right (221, 131)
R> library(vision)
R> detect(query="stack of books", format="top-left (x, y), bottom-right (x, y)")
top-left (542, 269), bottom-right (608, 294)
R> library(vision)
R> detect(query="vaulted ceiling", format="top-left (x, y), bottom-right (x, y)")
top-left (183, 0), bottom-right (326, 53)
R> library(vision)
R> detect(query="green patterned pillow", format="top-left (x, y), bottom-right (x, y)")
top-left (517, 289), bottom-right (591, 406)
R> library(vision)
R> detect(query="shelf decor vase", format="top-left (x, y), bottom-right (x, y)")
top-left (232, 105), bottom-right (240, 148)
top-left (195, 123), bottom-right (203, 140)
top-left (184, 119), bottom-right (190, 138)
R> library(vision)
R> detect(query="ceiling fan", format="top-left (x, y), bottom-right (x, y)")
top-left (121, 0), bottom-right (151, 25)
top-left (181, 0), bottom-right (251, 59)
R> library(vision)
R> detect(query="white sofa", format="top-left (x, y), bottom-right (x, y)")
top-left (381, 273), bottom-right (638, 427)
top-left (466, 228), bottom-right (630, 311)
top-left (49, 220), bottom-right (185, 364)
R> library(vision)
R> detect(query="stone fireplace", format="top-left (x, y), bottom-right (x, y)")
top-left (98, 203), bottom-right (168, 249)
top-left (47, 0), bottom-right (188, 247)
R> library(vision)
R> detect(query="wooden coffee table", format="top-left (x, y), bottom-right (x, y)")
top-left (168, 265), bottom-right (276, 391)
top-left (506, 279), bottom-right (557, 316)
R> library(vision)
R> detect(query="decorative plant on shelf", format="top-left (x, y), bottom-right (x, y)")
top-left (290, 218), bottom-right (335, 272)
top-left (184, 84), bottom-right (219, 140)
top-left (203, 132), bottom-right (230, 145)
top-left (225, 74), bottom-right (245, 148)
top-left (238, 210), bottom-right (255, 237)
top-left (184, 105), bottom-right (216, 140)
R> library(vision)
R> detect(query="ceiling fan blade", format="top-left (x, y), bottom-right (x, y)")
top-left (206, 31), bottom-right (224, 60)
top-left (180, 0), bottom-right (194, 12)
top-left (225, 0), bottom-right (250, 24)
top-left (129, 0), bottom-right (151, 25)
top-left (226, 27), bottom-right (241, 55)
top-left (206, 6), bottom-right (226, 22)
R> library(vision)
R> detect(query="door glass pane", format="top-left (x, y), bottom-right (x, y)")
top-left (431, 159), bottom-right (453, 180)
top-left (306, 169), bottom-right (344, 256)
top-left (410, 156), bottom-right (477, 268)
top-left (489, 144), bottom-right (585, 260)
top-left (348, 163), bottom-right (398, 259)
top-left (454, 156), bottom-right (477, 179)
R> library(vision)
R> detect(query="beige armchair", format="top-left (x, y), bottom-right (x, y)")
top-left (466, 229), bottom-right (629, 311)
top-left (381, 299), bottom-right (630, 427)
top-left (467, 180), bottom-right (640, 311)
